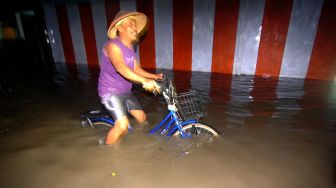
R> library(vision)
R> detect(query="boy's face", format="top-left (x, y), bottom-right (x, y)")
top-left (118, 18), bottom-right (138, 42)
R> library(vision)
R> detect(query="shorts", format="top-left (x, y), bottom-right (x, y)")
top-left (101, 91), bottom-right (143, 121)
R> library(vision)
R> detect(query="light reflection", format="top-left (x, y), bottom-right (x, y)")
top-left (255, 25), bottom-right (262, 41)
top-left (49, 64), bottom-right (335, 131)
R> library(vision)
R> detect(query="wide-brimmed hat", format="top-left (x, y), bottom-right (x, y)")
top-left (107, 11), bottom-right (147, 39)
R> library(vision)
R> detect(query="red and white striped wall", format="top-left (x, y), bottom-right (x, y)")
top-left (43, 0), bottom-right (336, 81)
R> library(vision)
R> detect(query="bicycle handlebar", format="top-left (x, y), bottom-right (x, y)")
top-left (154, 75), bottom-right (177, 106)
top-left (154, 75), bottom-right (204, 120)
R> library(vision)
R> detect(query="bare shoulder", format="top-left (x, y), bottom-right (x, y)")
top-left (105, 42), bottom-right (121, 55)
top-left (104, 42), bottom-right (125, 68)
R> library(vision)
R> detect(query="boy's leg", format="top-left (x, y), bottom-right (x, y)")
top-left (101, 93), bottom-right (129, 144)
top-left (127, 92), bottom-right (146, 124)
top-left (129, 110), bottom-right (146, 123)
top-left (106, 115), bottom-right (129, 144)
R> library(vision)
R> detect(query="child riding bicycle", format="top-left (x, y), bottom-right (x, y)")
top-left (98, 11), bottom-right (162, 145)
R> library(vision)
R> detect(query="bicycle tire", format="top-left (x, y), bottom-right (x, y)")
top-left (91, 121), bottom-right (114, 131)
top-left (173, 123), bottom-right (219, 142)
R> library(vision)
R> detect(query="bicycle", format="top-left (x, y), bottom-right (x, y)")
top-left (80, 76), bottom-right (219, 143)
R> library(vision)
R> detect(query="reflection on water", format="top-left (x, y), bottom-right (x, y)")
top-left (0, 64), bottom-right (335, 188)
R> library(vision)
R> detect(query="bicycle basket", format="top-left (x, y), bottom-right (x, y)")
top-left (176, 90), bottom-right (204, 121)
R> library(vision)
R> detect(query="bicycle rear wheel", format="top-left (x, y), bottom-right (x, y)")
top-left (173, 123), bottom-right (219, 142)
top-left (90, 121), bottom-right (113, 145)
top-left (92, 121), bottom-right (114, 131)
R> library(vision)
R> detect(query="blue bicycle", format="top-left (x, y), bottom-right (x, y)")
top-left (80, 77), bottom-right (219, 142)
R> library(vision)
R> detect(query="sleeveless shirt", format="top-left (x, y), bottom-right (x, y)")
top-left (98, 38), bottom-right (135, 97)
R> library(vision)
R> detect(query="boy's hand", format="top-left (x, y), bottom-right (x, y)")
top-left (142, 80), bottom-right (160, 93)
top-left (155, 73), bottom-right (164, 81)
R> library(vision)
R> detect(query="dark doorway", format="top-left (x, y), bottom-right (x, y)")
top-left (0, 3), bottom-right (54, 95)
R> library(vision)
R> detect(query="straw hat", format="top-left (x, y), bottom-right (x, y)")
top-left (107, 11), bottom-right (147, 39)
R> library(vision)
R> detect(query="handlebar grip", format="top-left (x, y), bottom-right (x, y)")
top-left (154, 75), bottom-right (169, 94)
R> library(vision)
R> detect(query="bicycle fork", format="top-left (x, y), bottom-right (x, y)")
top-left (149, 111), bottom-right (194, 138)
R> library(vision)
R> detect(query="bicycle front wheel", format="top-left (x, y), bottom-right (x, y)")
top-left (173, 123), bottom-right (219, 142)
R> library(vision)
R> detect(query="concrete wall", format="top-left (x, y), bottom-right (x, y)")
top-left (43, 0), bottom-right (336, 81)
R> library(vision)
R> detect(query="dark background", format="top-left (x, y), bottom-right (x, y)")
top-left (0, 0), bottom-right (55, 91)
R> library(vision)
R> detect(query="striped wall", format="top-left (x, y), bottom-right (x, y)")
top-left (43, 0), bottom-right (336, 81)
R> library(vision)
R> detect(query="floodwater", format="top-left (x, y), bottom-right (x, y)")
top-left (0, 64), bottom-right (335, 188)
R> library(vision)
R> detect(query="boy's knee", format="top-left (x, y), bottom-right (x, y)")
top-left (130, 110), bottom-right (147, 123)
top-left (138, 113), bottom-right (146, 123)
top-left (115, 116), bottom-right (129, 132)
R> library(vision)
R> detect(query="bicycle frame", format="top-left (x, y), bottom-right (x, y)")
top-left (85, 111), bottom-right (196, 138)
top-left (83, 77), bottom-right (201, 138)
top-left (149, 111), bottom-right (197, 138)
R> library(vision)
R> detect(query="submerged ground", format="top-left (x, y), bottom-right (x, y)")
top-left (0, 64), bottom-right (335, 188)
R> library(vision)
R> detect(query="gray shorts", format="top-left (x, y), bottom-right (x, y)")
top-left (101, 92), bottom-right (143, 121)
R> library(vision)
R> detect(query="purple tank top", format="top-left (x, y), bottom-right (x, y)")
top-left (98, 38), bottom-right (135, 97)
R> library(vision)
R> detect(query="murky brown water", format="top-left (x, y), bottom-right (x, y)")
top-left (1, 64), bottom-right (335, 188)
